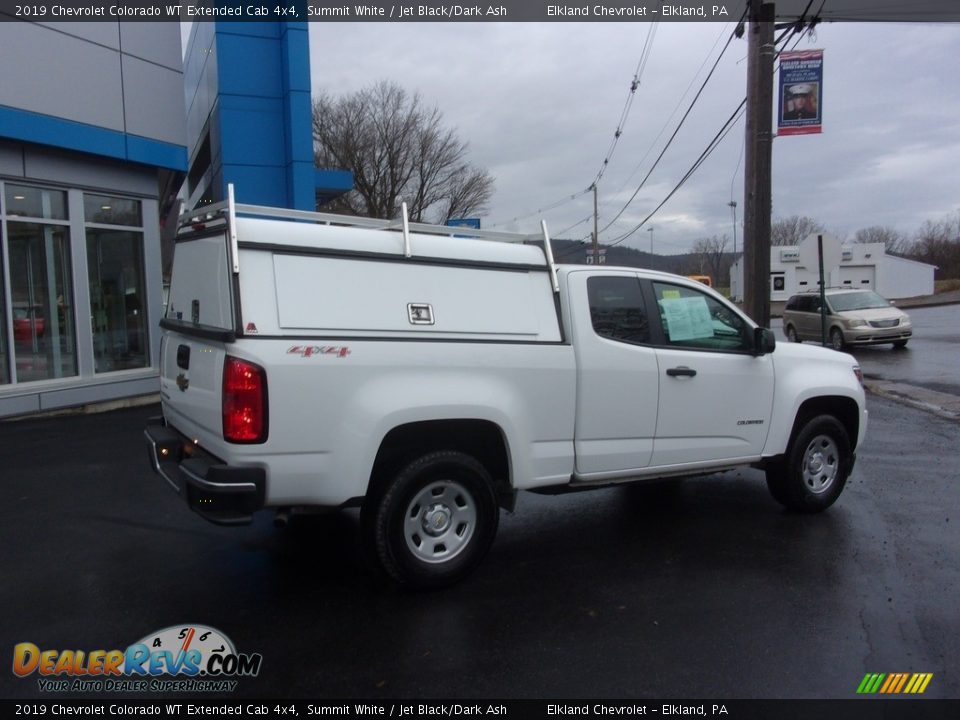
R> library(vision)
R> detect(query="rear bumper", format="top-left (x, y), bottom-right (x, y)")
top-left (144, 419), bottom-right (265, 526)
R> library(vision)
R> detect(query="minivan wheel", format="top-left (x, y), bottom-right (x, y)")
top-left (892, 340), bottom-right (908, 349)
top-left (766, 414), bottom-right (852, 513)
top-left (786, 325), bottom-right (800, 343)
top-left (363, 450), bottom-right (499, 589)
top-left (829, 327), bottom-right (845, 351)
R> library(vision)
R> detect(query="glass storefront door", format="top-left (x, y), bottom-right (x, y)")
top-left (86, 228), bottom-right (148, 372)
top-left (4, 184), bottom-right (77, 383)
top-left (84, 194), bottom-right (148, 373)
top-left (1, 182), bottom-right (152, 396)
top-left (7, 221), bottom-right (77, 382)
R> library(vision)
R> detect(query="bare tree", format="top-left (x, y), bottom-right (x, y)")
top-left (691, 235), bottom-right (729, 285)
top-left (910, 214), bottom-right (960, 279)
top-left (312, 80), bottom-right (494, 223)
top-left (853, 226), bottom-right (910, 255)
top-left (770, 215), bottom-right (825, 246)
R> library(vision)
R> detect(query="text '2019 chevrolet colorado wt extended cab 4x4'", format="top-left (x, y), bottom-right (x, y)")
top-left (145, 188), bottom-right (867, 588)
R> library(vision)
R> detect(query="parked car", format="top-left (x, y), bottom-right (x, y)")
top-left (12, 304), bottom-right (45, 342)
top-left (782, 289), bottom-right (912, 350)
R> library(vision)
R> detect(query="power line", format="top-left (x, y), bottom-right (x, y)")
top-left (555, 215), bottom-right (593, 237)
top-left (600, 20), bottom-right (809, 251)
top-left (605, 99), bottom-right (748, 249)
top-left (487, 188), bottom-right (590, 229)
top-left (589, 23), bottom-right (659, 189)
top-left (490, 23), bottom-right (661, 231)
top-left (596, 8), bottom-right (748, 237)
top-left (602, 21), bottom-right (733, 211)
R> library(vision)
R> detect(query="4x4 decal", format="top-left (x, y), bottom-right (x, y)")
top-left (286, 346), bottom-right (351, 358)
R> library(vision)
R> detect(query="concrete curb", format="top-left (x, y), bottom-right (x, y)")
top-left (1, 393), bottom-right (160, 423)
top-left (863, 380), bottom-right (960, 423)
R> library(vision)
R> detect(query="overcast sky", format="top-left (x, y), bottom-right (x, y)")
top-left (307, 20), bottom-right (960, 256)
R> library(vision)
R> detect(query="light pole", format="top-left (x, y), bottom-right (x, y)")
top-left (648, 226), bottom-right (654, 256)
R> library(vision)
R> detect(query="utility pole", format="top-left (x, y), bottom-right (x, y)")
top-left (648, 226), bottom-right (654, 256)
top-left (592, 183), bottom-right (599, 261)
top-left (742, 1), bottom-right (775, 326)
top-left (728, 200), bottom-right (738, 257)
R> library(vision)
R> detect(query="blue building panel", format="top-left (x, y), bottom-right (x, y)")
top-left (223, 165), bottom-right (290, 208)
top-left (0, 105), bottom-right (186, 172)
top-left (125, 135), bottom-right (189, 172)
top-left (184, 21), bottom-right (351, 212)
top-left (284, 91), bottom-right (315, 164)
top-left (218, 103), bottom-right (287, 167)
top-left (216, 34), bottom-right (284, 98)
top-left (315, 169), bottom-right (354, 193)
top-left (280, 24), bottom-right (312, 94)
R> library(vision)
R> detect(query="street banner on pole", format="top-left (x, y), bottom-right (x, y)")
top-left (778, 50), bottom-right (824, 136)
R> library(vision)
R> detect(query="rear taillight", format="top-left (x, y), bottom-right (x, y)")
top-left (222, 356), bottom-right (268, 443)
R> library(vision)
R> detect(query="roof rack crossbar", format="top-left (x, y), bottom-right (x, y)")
top-left (178, 189), bottom-right (559, 286)
top-left (216, 201), bottom-right (543, 244)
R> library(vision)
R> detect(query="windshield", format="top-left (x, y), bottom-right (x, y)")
top-left (828, 291), bottom-right (890, 312)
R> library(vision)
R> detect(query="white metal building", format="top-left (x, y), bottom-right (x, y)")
top-left (730, 233), bottom-right (936, 302)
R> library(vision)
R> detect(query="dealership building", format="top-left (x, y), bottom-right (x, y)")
top-left (0, 22), bottom-right (187, 418)
top-left (0, 21), bottom-right (350, 419)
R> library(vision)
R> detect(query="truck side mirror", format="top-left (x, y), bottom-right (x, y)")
top-left (753, 327), bottom-right (776, 356)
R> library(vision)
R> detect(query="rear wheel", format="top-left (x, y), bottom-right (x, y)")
top-left (829, 327), bottom-right (845, 351)
top-left (766, 414), bottom-right (852, 512)
top-left (785, 325), bottom-right (800, 343)
top-left (363, 450), bottom-right (499, 589)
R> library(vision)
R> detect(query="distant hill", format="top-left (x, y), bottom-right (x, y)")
top-left (550, 238), bottom-right (735, 279)
top-left (549, 239), bottom-right (677, 273)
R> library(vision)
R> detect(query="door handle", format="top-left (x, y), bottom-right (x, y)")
top-left (666, 366), bottom-right (697, 378)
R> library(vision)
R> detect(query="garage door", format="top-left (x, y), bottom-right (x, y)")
top-left (835, 265), bottom-right (875, 289)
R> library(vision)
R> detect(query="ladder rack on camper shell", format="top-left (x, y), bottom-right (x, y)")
top-left (177, 185), bottom-right (561, 292)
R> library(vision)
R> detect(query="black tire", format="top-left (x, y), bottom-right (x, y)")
top-left (766, 414), bottom-right (852, 513)
top-left (362, 450), bottom-right (499, 589)
top-left (785, 325), bottom-right (800, 343)
top-left (829, 327), bottom-right (845, 351)
top-left (892, 340), bottom-right (908, 349)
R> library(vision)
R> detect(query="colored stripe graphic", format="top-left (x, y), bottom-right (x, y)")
top-left (893, 673), bottom-right (909, 693)
top-left (857, 673), bottom-right (932, 694)
top-left (857, 673), bottom-right (883, 694)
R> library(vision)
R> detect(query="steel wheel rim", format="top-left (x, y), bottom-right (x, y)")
top-left (802, 434), bottom-right (840, 494)
top-left (404, 479), bottom-right (477, 564)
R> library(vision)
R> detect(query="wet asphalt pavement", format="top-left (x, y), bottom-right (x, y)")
top-left (1, 394), bottom-right (958, 701)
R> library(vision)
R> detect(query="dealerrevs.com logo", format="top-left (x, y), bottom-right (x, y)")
top-left (13, 624), bottom-right (262, 693)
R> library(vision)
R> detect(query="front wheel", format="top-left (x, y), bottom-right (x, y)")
top-left (766, 415), bottom-right (852, 512)
top-left (829, 327), bottom-right (845, 351)
top-left (363, 450), bottom-right (499, 589)
top-left (892, 340), bottom-right (908, 349)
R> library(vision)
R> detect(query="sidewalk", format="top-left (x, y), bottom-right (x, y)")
top-left (894, 289), bottom-right (960, 309)
top-left (863, 380), bottom-right (960, 422)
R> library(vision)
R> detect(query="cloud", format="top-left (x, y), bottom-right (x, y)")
top-left (309, 21), bottom-right (960, 253)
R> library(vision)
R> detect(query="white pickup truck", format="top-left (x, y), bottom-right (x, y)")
top-left (146, 189), bottom-right (867, 588)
